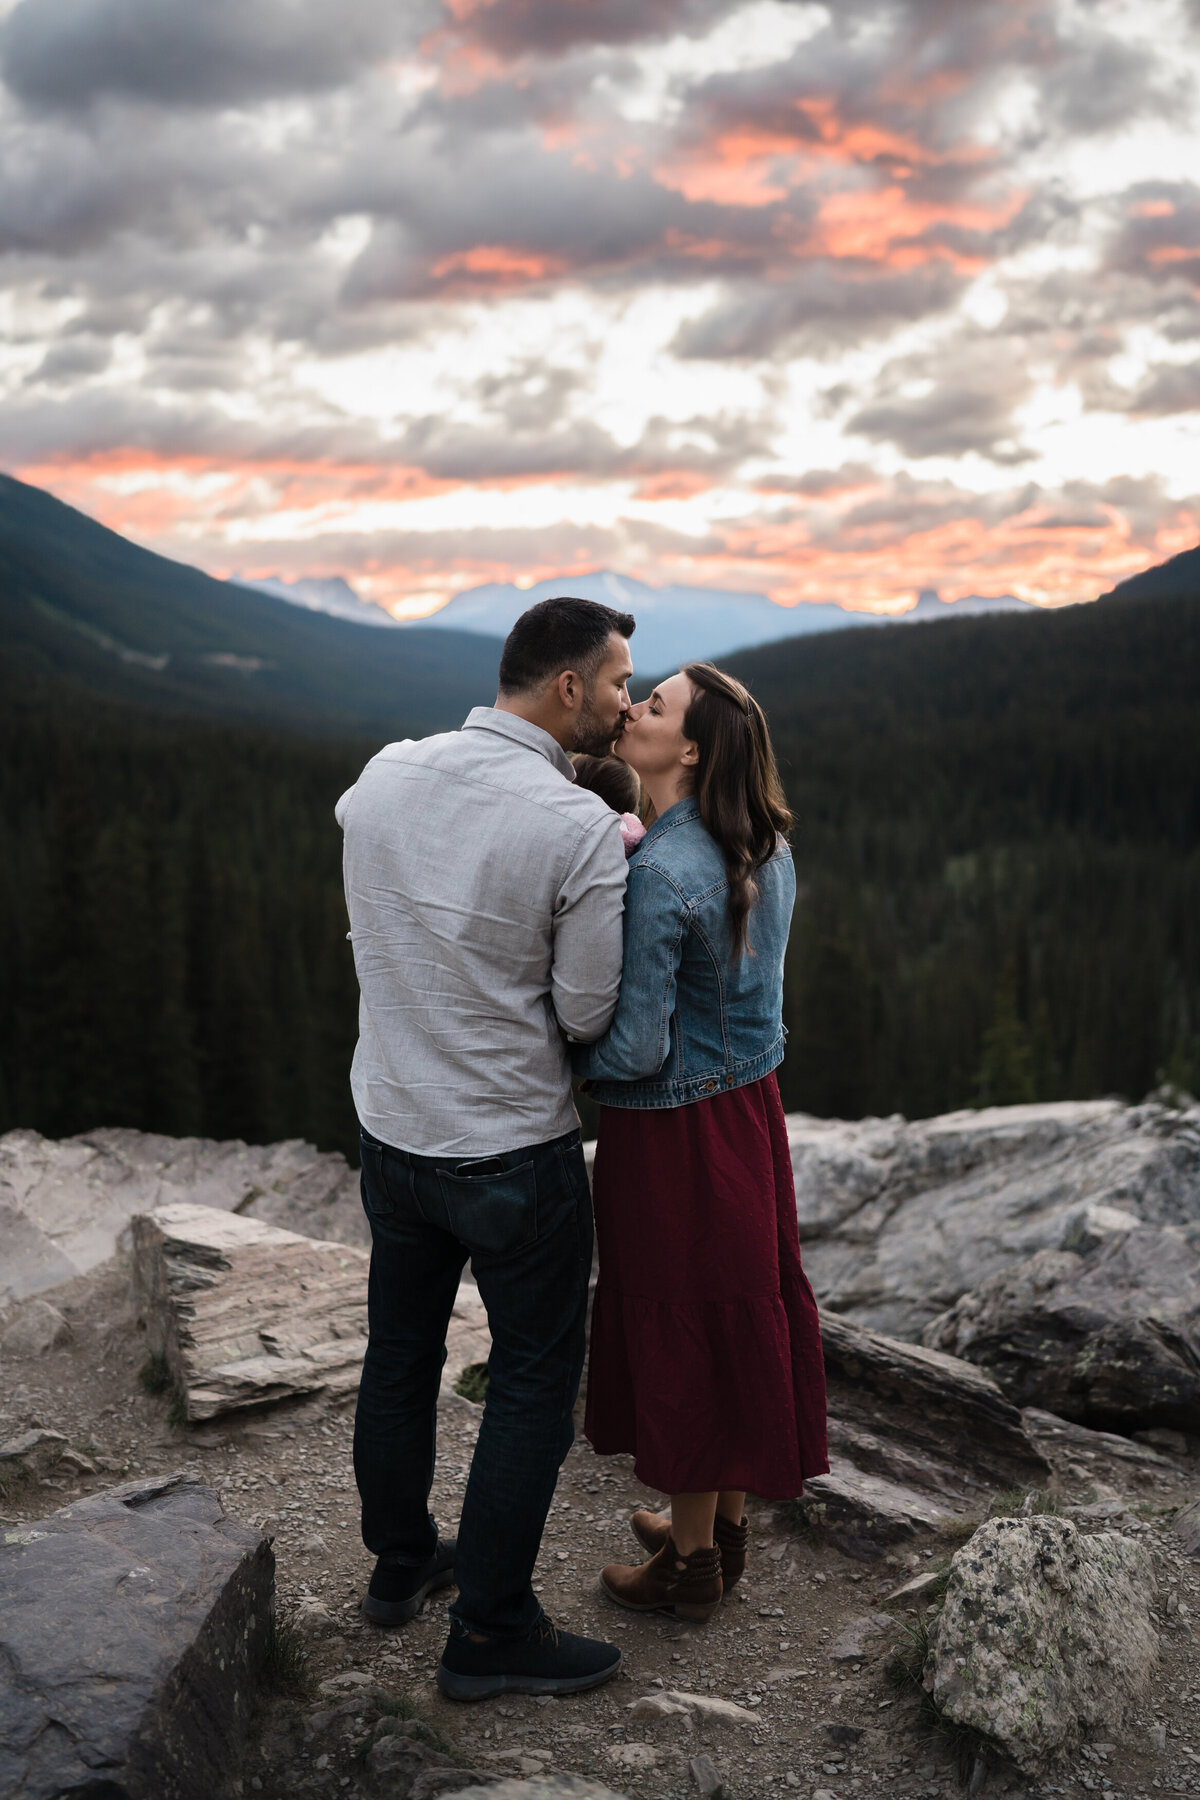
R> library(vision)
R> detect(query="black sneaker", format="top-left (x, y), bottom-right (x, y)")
top-left (437, 1615), bottom-right (623, 1702)
top-left (362, 1536), bottom-right (457, 1625)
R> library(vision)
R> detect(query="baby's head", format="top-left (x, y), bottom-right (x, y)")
top-left (570, 752), bottom-right (641, 817)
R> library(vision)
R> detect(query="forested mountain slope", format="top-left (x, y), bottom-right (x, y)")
top-left (2, 486), bottom-right (1197, 1157)
top-left (0, 473), bottom-right (500, 737)
top-left (723, 592), bottom-right (1200, 1119)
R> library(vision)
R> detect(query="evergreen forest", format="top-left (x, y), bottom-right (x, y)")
top-left (2, 582), bottom-right (1198, 1162)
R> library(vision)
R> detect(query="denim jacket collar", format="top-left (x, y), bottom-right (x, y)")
top-left (638, 794), bottom-right (699, 851)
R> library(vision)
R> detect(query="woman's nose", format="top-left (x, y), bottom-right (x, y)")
top-left (627, 701), bottom-right (647, 722)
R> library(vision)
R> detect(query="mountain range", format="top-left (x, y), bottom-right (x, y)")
top-left (242, 565), bottom-right (1040, 670)
top-left (2, 469), bottom-right (1196, 745)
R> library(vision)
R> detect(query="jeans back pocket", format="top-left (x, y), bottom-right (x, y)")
top-left (437, 1158), bottom-right (538, 1260)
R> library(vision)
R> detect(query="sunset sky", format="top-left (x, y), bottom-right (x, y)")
top-left (2, 0), bottom-right (1199, 620)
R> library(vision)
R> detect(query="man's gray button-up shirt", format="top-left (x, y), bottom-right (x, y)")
top-left (336, 706), bottom-right (628, 1157)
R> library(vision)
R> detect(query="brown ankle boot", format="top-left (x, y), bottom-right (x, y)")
top-left (600, 1535), bottom-right (722, 1623)
top-left (631, 1510), bottom-right (749, 1592)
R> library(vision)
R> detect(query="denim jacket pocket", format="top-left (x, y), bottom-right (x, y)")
top-left (437, 1157), bottom-right (538, 1259)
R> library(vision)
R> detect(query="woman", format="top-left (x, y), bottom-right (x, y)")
top-left (573, 662), bottom-right (828, 1623)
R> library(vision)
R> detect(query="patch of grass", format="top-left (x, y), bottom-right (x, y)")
top-left (454, 1361), bottom-right (490, 1404)
top-left (139, 1351), bottom-right (173, 1395)
top-left (165, 1392), bottom-right (189, 1428)
top-left (261, 1609), bottom-right (313, 1695)
top-left (0, 1461), bottom-right (32, 1502)
top-left (987, 1487), bottom-right (1061, 1519)
top-left (775, 1496), bottom-right (826, 1543)
top-left (359, 1695), bottom-right (459, 1765)
top-left (886, 1608), bottom-right (1010, 1791)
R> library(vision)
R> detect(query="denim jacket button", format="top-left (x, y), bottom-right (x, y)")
top-left (704, 1080), bottom-right (716, 1091)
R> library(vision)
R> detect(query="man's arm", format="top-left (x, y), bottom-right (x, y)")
top-left (334, 783), bottom-right (357, 829)
top-left (571, 863), bottom-right (685, 1081)
top-left (550, 814), bottom-right (628, 1042)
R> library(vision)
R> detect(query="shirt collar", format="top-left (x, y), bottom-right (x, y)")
top-left (462, 706), bottom-right (576, 781)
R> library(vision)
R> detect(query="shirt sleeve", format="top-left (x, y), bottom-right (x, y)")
top-left (334, 783), bottom-right (356, 829)
top-left (571, 862), bottom-right (686, 1081)
top-left (550, 813), bottom-right (629, 1042)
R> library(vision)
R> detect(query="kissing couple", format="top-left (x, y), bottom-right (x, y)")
top-left (336, 594), bottom-right (828, 1701)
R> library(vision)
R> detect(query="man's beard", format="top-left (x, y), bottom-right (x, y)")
top-left (571, 691), bottom-right (624, 758)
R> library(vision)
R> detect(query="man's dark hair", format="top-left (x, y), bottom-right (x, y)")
top-left (498, 596), bottom-right (635, 695)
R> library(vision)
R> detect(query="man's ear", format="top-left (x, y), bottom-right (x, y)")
top-left (555, 668), bottom-right (580, 709)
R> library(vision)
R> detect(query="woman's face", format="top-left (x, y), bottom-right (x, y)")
top-left (616, 670), bottom-right (698, 784)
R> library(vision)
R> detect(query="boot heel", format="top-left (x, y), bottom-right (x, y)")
top-left (673, 1599), bottom-right (719, 1624)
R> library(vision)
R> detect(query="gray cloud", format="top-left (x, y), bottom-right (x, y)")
top-left (1039, 33), bottom-right (1190, 135)
top-left (848, 382), bottom-right (1033, 462)
top-left (672, 264), bottom-right (966, 360)
top-left (0, 0), bottom-right (422, 110)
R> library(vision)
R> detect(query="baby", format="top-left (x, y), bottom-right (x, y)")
top-left (571, 752), bottom-right (646, 855)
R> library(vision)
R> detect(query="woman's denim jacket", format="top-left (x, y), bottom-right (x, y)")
top-left (572, 796), bottom-right (794, 1109)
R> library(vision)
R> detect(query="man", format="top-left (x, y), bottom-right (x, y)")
top-left (336, 596), bottom-right (635, 1700)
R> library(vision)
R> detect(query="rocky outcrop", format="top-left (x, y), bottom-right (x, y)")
top-left (132, 1203), bottom-right (368, 1422)
top-left (785, 1099), bottom-right (1200, 1338)
top-left (923, 1514), bottom-right (1158, 1773)
top-left (922, 1224), bottom-right (1200, 1432)
top-left (800, 1314), bottom-right (1050, 1557)
top-left (0, 1125), bottom-right (365, 1307)
top-left (0, 1472), bottom-right (273, 1800)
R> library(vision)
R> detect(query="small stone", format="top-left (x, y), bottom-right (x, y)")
top-left (667, 1691), bottom-right (757, 1723)
top-left (56, 1448), bottom-right (97, 1476)
top-left (0, 1427), bottom-right (69, 1477)
top-left (827, 1613), bottom-right (894, 1662)
top-left (1149, 1722), bottom-right (1168, 1751)
top-left (813, 1790), bottom-right (839, 1800)
top-left (822, 1722), bottom-right (864, 1746)
top-left (887, 1568), bottom-right (946, 1604)
top-left (690, 1752), bottom-right (725, 1797)
top-left (1, 1299), bottom-right (73, 1357)
top-left (629, 1694), bottom-right (690, 1719)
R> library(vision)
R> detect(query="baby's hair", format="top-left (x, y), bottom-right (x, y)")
top-left (570, 753), bottom-right (641, 817)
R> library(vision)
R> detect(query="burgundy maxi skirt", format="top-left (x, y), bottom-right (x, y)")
top-left (584, 1071), bottom-right (829, 1499)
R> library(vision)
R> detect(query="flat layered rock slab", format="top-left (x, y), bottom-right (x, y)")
top-left (809, 1312), bottom-right (1050, 1555)
top-left (133, 1203), bottom-right (371, 1422)
top-left (1, 1125), bottom-right (366, 1307)
top-left (0, 1473), bottom-right (272, 1800)
top-left (133, 1206), bottom-right (493, 1423)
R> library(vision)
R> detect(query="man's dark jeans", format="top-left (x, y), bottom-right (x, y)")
top-left (354, 1124), bottom-right (593, 1638)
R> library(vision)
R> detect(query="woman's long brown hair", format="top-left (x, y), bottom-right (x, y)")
top-left (681, 662), bottom-right (792, 958)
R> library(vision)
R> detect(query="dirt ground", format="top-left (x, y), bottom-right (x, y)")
top-left (2, 1261), bottom-right (1199, 1800)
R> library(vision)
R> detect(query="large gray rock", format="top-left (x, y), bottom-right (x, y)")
top-left (0, 1125), bottom-right (365, 1307)
top-left (785, 1099), bottom-right (1200, 1338)
top-left (800, 1313), bottom-right (1050, 1557)
top-left (132, 1203), bottom-right (370, 1422)
top-left (923, 1514), bottom-right (1157, 1773)
top-left (0, 1472), bottom-right (273, 1800)
top-left (922, 1224), bottom-right (1200, 1432)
